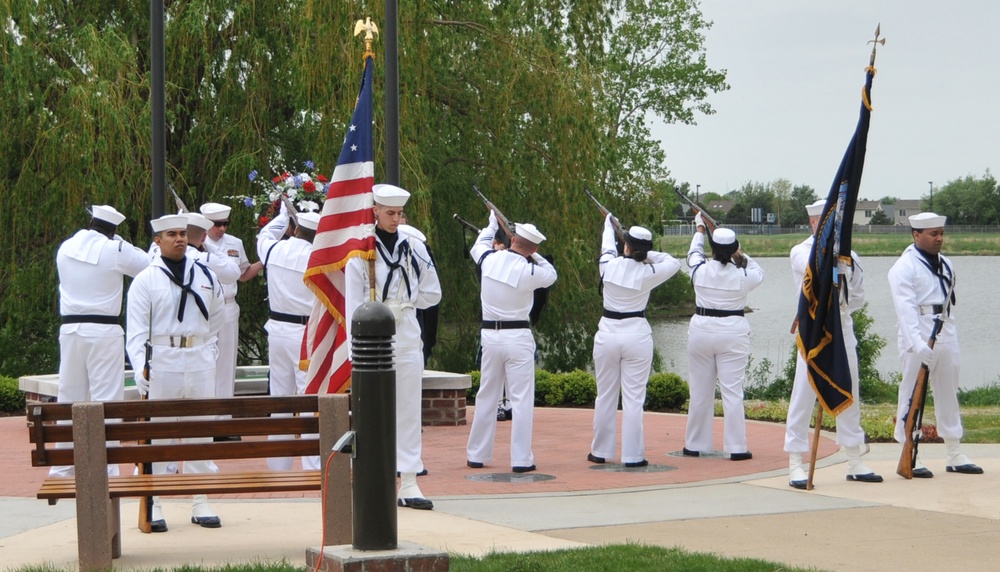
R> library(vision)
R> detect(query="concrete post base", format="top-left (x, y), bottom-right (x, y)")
top-left (306, 542), bottom-right (449, 572)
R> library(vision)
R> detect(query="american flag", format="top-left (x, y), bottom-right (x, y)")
top-left (301, 55), bottom-right (376, 394)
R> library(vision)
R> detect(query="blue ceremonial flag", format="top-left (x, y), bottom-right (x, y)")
top-left (796, 34), bottom-right (880, 415)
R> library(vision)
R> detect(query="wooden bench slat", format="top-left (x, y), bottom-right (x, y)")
top-left (34, 439), bottom-right (323, 467)
top-left (29, 417), bottom-right (321, 445)
top-left (37, 471), bottom-right (324, 499)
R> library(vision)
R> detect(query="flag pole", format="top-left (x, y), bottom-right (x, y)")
top-left (806, 404), bottom-right (823, 490)
top-left (354, 19), bottom-right (380, 302)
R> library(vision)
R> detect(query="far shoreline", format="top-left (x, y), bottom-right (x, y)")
top-left (659, 231), bottom-right (1000, 258)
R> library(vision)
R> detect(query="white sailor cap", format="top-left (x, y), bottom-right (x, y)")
top-left (185, 213), bottom-right (214, 231)
top-left (627, 226), bottom-right (653, 242)
top-left (199, 202), bottom-right (232, 221)
top-left (712, 227), bottom-right (737, 245)
top-left (91, 205), bottom-right (126, 226)
top-left (909, 212), bottom-right (947, 229)
top-left (151, 214), bottom-right (189, 233)
top-left (297, 211), bottom-right (320, 231)
top-left (514, 222), bottom-right (546, 244)
top-left (806, 199), bottom-right (826, 217)
top-left (372, 183), bottom-right (410, 207)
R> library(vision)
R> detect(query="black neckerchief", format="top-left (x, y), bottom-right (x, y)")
top-left (912, 246), bottom-right (956, 308)
top-left (158, 256), bottom-right (209, 322)
top-left (375, 231), bottom-right (411, 301)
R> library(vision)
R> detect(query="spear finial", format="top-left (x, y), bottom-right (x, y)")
top-left (354, 17), bottom-right (379, 60)
top-left (868, 24), bottom-right (886, 66)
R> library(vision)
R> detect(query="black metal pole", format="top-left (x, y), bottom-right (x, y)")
top-left (384, 0), bottom-right (400, 185)
top-left (350, 301), bottom-right (397, 550)
top-left (150, 0), bottom-right (166, 218)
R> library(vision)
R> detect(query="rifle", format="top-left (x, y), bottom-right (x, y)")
top-left (673, 187), bottom-right (718, 234)
top-left (278, 194), bottom-right (300, 229)
top-left (583, 187), bottom-right (627, 244)
top-left (472, 184), bottom-right (515, 241)
top-left (137, 340), bottom-right (154, 533)
top-left (896, 296), bottom-right (952, 479)
top-left (169, 184), bottom-right (189, 214)
top-left (452, 213), bottom-right (481, 234)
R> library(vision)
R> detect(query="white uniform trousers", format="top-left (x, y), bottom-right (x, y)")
top-left (266, 330), bottom-right (315, 471)
top-left (149, 368), bottom-right (218, 476)
top-left (49, 332), bottom-right (126, 477)
top-left (591, 330), bottom-right (653, 464)
top-left (685, 328), bottom-right (750, 454)
top-left (894, 339), bottom-right (963, 442)
top-left (395, 337), bottom-right (425, 474)
top-left (214, 301), bottom-right (239, 399)
top-left (467, 329), bottom-right (536, 467)
top-left (784, 343), bottom-right (865, 453)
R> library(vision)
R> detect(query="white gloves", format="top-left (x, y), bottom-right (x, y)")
top-left (135, 372), bottom-right (150, 396)
top-left (489, 209), bottom-right (499, 229)
top-left (915, 342), bottom-right (937, 369)
top-left (694, 212), bottom-right (706, 229)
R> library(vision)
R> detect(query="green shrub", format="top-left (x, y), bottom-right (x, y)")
top-left (556, 370), bottom-right (597, 407)
top-left (535, 369), bottom-right (562, 407)
top-left (958, 381), bottom-right (1000, 407)
top-left (0, 375), bottom-right (26, 414)
top-left (645, 372), bottom-right (688, 411)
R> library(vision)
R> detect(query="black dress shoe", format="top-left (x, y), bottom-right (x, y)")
top-left (846, 472), bottom-right (884, 483)
top-left (730, 452), bottom-right (753, 461)
top-left (946, 463), bottom-right (984, 474)
top-left (512, 465), bottom-right (536, 473)
top-left (789, 480), bottom-right (808, 490)
top-left (213, 435), bottom-right (241, 442)
top-left (397, 497), bottom-right (434, 510)
top-left (912, 467), bottom-right (934, 478)
top-left (496, 407), bottom-right (507, 421)
top-left (396, 469), bottom-right (430, 477)
top-left (682, 447), bottom-right (700, 457)
top-left (150, 519), bottom-right (168, 533)
top-left (191, 515), bottom-right (222, 528)
top-left (587, 453), bottom-right (606, 464)
top-left (624, 459), bottom-right (649, 468)
top-left (466, 460), bottom-right (484, 469)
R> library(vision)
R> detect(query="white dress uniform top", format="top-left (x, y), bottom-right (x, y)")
top-left (258, 210), bottom-right (319, 471)
top-left (684, 228), bottom-right (764, 456)
top-left (344, 207), bottom-right (442, 477)
top-left (466, 213), bottom-right (557, 469)
top-left (201, 203), bottom-right (250, 402)
top-left (591, 216), bottom-right (680, 465)
top-left (51, 205), bottom-right (149, 477)
top-left (784, 234), bottom-right (875, 482)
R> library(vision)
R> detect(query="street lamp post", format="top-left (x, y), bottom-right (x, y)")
top-left (928, 181), bottom-right (934, 211)
top-left (696, 184), bottom-right (701, 204)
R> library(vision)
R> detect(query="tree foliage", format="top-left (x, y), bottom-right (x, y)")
top-left (1, 1), bottom-right (726, 376)
top-left (924, 172), bottom-right (1000, 225)
top-left (868, 208), bottom-right (892, 225)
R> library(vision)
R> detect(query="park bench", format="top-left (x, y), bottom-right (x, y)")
top-left (26, 394), bottom-right (352, 572)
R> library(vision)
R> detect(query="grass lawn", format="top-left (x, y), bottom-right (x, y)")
top-left (658, 232), bottom-right (1000, 258)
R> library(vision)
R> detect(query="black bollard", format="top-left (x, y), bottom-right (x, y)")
top-left (350, 301), bottom-right (397, 551)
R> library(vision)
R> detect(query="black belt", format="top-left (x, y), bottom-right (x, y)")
top-left (270, 311), bottom-right (309, 325)
top-left (695, 307), bottom-right (745, 318)
top-left (61, 315), bottom-right (119, 325)
top-left (481, 320), bottom-right (531, 330)
top-left (602, 309), bottom-right (646, 320)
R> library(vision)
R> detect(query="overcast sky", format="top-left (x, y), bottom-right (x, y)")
top-left (654, 1), bottom-right (999, 202)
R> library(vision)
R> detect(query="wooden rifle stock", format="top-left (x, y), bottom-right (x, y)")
top-left (583, 187), bottom-right (627, 244)
top-left (472, 184), bottom-right (514, 240)
top-left (672, 187), bottom-right (718, 234)
top-left (278, 194), bottom-right (300, 229)
top-left (896, 309), bottom-right (947, 479)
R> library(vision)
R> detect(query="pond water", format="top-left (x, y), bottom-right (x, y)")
top-left (651, 256), bottom-right (1000, 389)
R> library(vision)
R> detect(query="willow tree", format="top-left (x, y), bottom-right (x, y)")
top-left (1, 0), bottom-right (724, 377)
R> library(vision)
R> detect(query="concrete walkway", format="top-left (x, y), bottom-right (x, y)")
top-left (1, 407), bottom-right (996, 571)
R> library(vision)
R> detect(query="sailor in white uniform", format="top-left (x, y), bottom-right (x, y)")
top-left (345, 184), bottom-right (441, 509)
top-left (466, 211), bottom-right (557, 473)
top-left (784, 200), bottom-right (881, 488)
top-left (51, 205), bottom-right (149, 477)
top-left (684, 215), bottom-right (764, 460)
top-left (589, 214), bottom-right (680, 467)
top-left (258, 208), bottom-right (321, 471)
top-left (126, 214), bottom-right (226, 532)
top-left (888, 212), bottom-right (983, 477)
top-left (199, 202), bottom-right (263, 407)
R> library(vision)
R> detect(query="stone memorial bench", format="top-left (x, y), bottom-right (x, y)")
top-left (26, 394), bottom-right (351, 571)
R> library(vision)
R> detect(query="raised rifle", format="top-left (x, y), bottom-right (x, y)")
top-left (897, 290), bottom-right (954, 479)
top-left (169, 183), bottom-right (189, 214)
top-left (452, 213), bottom-right (481, 234)
top-left (472, 184), bottom-right (514, 240)
top-left (278, 193), bottom-right (300, 229)
top-left (583, 187), bottom-right (627, 244)
top-left (673, 187), bottom-right (718, 234)
top-left (137, 340), bottom-right (154, 533)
